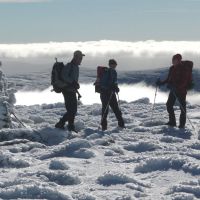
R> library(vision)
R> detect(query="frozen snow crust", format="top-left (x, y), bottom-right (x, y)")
top-left (0, 70), bottom-right (16, 129)
top-left (0, 98), bottom-right (200, 199)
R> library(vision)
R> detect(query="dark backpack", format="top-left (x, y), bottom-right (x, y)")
top-left (94, 66), bottom-right (109, 93)
top-left (51, 60), bottom-right (65, 93)
top-left (181, 60), bottom-right (194, 90)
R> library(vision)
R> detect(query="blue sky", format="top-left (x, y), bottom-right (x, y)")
top-left (0, 0), bottom-right (199, 43)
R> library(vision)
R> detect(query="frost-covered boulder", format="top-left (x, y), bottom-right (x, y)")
top-left (0, 69), bottom-right (16, 129)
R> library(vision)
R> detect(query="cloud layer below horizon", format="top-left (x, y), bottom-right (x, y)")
top-left (1, 40), bottom-right (200, 71)
top-left (1, 40), bottom-right (200, 58)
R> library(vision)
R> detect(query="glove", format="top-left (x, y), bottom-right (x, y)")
top-left (156, 79), bottom-right (162, 86)
top-left (72, 81), bottom-right (80, 90)
top-left (111, 85), bottom-right (120, 93)
top-left (167, 84), bottom-right (173, 90)
top-left (115, 86), bottom-right (120, 93)
top-left (187, 81), bottom-right (194, 90)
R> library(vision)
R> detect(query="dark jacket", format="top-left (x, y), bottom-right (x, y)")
top-left (100, 68), bottom-right (118, 91)
top-left (61, 61), bottom-right (79, 92)
top-left (161, 61), bottom-right (193, 96)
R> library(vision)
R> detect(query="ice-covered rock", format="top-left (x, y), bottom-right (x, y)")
top-left (0, 68), bottom-right (16, 129)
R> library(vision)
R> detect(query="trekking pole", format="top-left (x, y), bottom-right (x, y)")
top-left (150, 86), bottom-right (158, 121)
top-left (116, 92), bottom-right (121, 111)
top-left (171, 89), bottom-right (196, 132)
top-left (10, 111), bottom-right (27, 128)
top-left (98, 92), bottom-right (113, 130)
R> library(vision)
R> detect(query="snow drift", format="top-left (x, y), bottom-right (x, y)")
top-left (0, 97), bottom-right (199, 199)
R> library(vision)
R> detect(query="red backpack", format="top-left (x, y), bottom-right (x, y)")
top-left (181, 60), bottom-right (193, 89)
top-left (94, 66), bottom-right (108, 93)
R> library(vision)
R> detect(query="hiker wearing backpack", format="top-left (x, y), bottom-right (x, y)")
top-left (55, 50), bottom-right (85, 132)
top-left (156, 54), bottom-right (193, 128)
top-left (95, 59), bottom-right (125, 131)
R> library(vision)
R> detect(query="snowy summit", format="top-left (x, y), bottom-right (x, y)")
top-left (0, 74), bottom-right (199, 199)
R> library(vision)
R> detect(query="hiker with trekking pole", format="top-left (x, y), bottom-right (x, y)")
top-left (94, 59), bottom-right (125, 131)
top-left (52, 50), bottom-right (85, 132)
top-left (156, 54), bottom-right (194, 129)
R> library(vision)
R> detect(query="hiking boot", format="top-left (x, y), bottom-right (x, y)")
top-left (101, 121), bottom-right (107, 131)
top-left (102, 126), bottom-right (107, 131)
top-left (55, 119), bottom-right (65, 129)
top-left (165, 122), bottom-right (176, 127)
top-left (101, 123), bottom-right (107, 131)
top-left (119, 125), bottom-right (126, 129)
top-left (67, 124), bottom-right (78, 133)
top-left (118, 121), bottom-right (125, 129)
top-left (178, 125), bottom-right (185, 129)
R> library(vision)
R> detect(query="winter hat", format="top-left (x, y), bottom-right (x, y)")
top-left (73, 50), bottom-right (85, 57)
top-left (109, 59), bottom-right (117, 65)
top-left (172, 54), bottom-right (182, 61)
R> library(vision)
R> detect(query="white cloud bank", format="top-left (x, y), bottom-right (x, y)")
top-left (0, 40), bottom-right (200, 58)
top-left (1, 40), bottom-right (200, 71)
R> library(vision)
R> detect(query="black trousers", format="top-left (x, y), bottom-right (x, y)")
top-left (166, 91), bottom-right (186, 127)
top-left (100, 91), bottom-right (124, 128)
top-left (61, 91), bottom-right (77, 126)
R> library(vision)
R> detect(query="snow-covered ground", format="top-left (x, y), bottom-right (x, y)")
top-left (0, 97), bottom-right (200, 199)
top-left (0, 66), bottom-right (199, 199)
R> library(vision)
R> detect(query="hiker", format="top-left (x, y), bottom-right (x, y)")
top-left (55, 50), bottom-right (85, 132)
top-left (97, 59), bottom-right (125, 131)
top-left (156, 54), bottom-right (193, 128)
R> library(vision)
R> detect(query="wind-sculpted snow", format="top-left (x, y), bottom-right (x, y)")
top-left (0, 99), bottom-right (200, 199)
top-left (0, 184), bottom-right (72, 200)
top-left (40, 139), bottom-right (95, 160)
top-left (49, 159), bottom-right (70, 170)
top-left (72, 192), bottom-right (96, 200)
top-left (135, 156), bottom-right (200, 176)
top-left (97, 172), bottom-right (149, 187)
top-left (38, 171), bottom-right (81, 186)
top-left (134, 156), bottom-right (186, 173)
top-left (124, 141), bottom-right (161, 153)
top-left (190, 142), bottom-right (200, 150)
top-left (0, 152), bottom-right (30, 168)
top-left (160, 136), bottom-right (184, 143)
top-left (167, 180), bottom-right (200, 199)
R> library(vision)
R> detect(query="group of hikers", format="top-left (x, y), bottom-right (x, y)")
top-left (52, 50), bottom-right (193, 132)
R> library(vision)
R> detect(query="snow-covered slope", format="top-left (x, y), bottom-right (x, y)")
top-left (0, 99), bottom-right (200, 199)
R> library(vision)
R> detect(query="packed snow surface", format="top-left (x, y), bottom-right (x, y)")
top-left (0, 98), bottom-right (200, 199)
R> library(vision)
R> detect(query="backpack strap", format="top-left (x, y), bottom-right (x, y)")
top-left (68, 62), bottom-right (74, 77)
